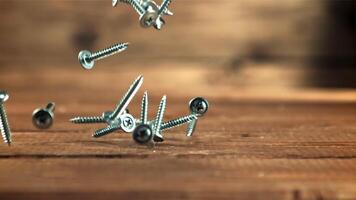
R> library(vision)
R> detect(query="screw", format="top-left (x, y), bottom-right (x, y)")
top-left (109, 75), bottom-right (143, 121)
top-left (187, 97), bottom-right (209, 137)
top-left (70, 111), bottom-right (113, 124)
top-left (160, 114), bottom-right (197, 131)
top-left (157, 0), bottom-right (172, 17)
top-left (0, 91), bottom-right (11, 146)
top-left (32, 102), bottom-right (56, 129)
top-left (78, 42), bottom-right (129, 70)
top-left (151, 95), bottom-right (166, 142)
top-left (93, 125), bottom-right (121, 138)
top-left (115, 0), bottom-right (157, 28)
top-left (120, 113), bottom-right (136, 132)
top-left (140, 91), bottom-right (148, 125)
top-left (93, 113), bottom-right (136, 137)
top-left (133, 124), bottom-right (153, 144)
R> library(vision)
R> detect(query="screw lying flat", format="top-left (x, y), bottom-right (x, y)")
top-left (32, 102), bottom-right (56, 129)
top-left (186, 97), bottom-right (209, 137)
top-left (0, 91), bottom-right (11, 146)
top-left (78, 42), bottom-right (129, 70)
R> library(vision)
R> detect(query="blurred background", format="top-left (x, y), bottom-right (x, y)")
top-left (0, 0), bottom-right (356, 102)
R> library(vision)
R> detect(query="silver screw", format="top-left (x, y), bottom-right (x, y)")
top-left (152, 95), bottom-right (166, 142)
top-left (78, 42), bottom-right (129, 70)
top-left (32, 102), bottom-right (56, 129)
top-left (160, 114), bottom-right (197, 131)
top-left (0, 91), bottom-right (11, 146)
top-left (93, 125), bottom-right (121, 138)
top-left (109, 75), bottom-right (143, 121)
top-left (140, 91), bottom-right (148, 125)
top-left (187, 97), bottom-right (209, 137)
top-left (133, 94), bottom-right (167, 145)
top-left (70, 111), bottom-right (113, 124)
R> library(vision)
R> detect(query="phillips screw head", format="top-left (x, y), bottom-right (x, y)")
top-left (32, 103), bottom-right (55, 129)
top-left (189, 97), bottom-right (209, 116)
top-left (133, 124), bottom-right (153, 144)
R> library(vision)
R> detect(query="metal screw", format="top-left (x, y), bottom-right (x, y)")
top-left (187, 97), bottom-right (209, 137)
top-left (119, 113), bottom-right (136, 132)
top-left (32, 102), bottom-right (56, 129)
top-left (160, 114), bottom-right (197, 131)
top-left (78, 42), bottom-right (129, 70)
top-left (133, 94), bottom-right (167, 144)
top-left (133, 124), bottom-right (153, 144)
top-left (70, 111), bottom-right (113, 124)
top-left (109, 75), bottom-right (143, 121)
top-left (0, 91), bottom-right (11, 146)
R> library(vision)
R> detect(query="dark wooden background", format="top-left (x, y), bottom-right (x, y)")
top-left (0, 0), bottom-right (355, 199)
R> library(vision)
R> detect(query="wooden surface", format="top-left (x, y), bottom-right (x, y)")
top-left (1, 0), bottom-right (356, 199)
top-left (0, 65), bottom-right (355, 200)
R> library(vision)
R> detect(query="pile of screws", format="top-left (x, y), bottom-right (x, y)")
top-left (70, 75), bottom-right (208, 146)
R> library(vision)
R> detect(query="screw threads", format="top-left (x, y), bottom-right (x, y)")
top-left (0, 104), bottom-right (11, 145)
top-left (161, 114), bottom-right (197, 131)
top-left (186, 119), bottom-right (197, 137)
top-left (89, 43), bottom-right (128, 62)
top-left (158, 0), bottom-right (171, 16)
top-left (70, 116), bottom-right (106, 124)
top-left (109, 75), bottom-right (143, 120)
top-left (124, 0), bottom-right (145, 15)
top-left (153, 96), bottom-right (166, 134)
top-left (141, 91), bottom-right (148, 124)
top-left (93, 125), bottom-right (120, 138)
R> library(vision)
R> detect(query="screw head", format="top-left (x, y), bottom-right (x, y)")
top-left (32, 109), bottom-right (54, 129)
top-left (120, 114), bottom-right (136, 133)
top-left (78, 50), bottom-right (94, 70)
top-left (0, 91), bottom-right (9, 103)
top-left (189, 97), bottom-right (209, 116)
top-left (140, 1), bottom-right (159, 28)
top-left (133, 124), bottom-right (153, 144)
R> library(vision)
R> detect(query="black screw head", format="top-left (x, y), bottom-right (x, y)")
top-left (189, 97), bottom-right (209, 116)
top-left (133, 124), bottom-right (153, 144)
top-left (32, 109), bottom-right (53, 129)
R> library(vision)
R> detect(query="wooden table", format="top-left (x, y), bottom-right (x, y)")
top-left (0, 65), bottom-right (355, 200)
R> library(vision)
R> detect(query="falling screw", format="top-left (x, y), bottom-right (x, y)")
top-left (32, 102), bottom-right (56, 129)
top-left (78, 42), bottom-right (129, 70)
top-left (0, 91), bottom-right (11, 146)
top-left (187, 97), bottom-right (209, 137)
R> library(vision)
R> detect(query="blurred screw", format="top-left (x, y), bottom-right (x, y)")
top-left (78, 42), bottom-right (129, 70)
top-left (0, 91), bottom-right (11, 146)
top-left (32, 102), bottom-right (55, 129)
top-left (186, 97), bottom-right (209, 137)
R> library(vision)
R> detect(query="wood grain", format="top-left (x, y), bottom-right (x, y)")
top-left (0, 65), bottom-right (355, 199)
